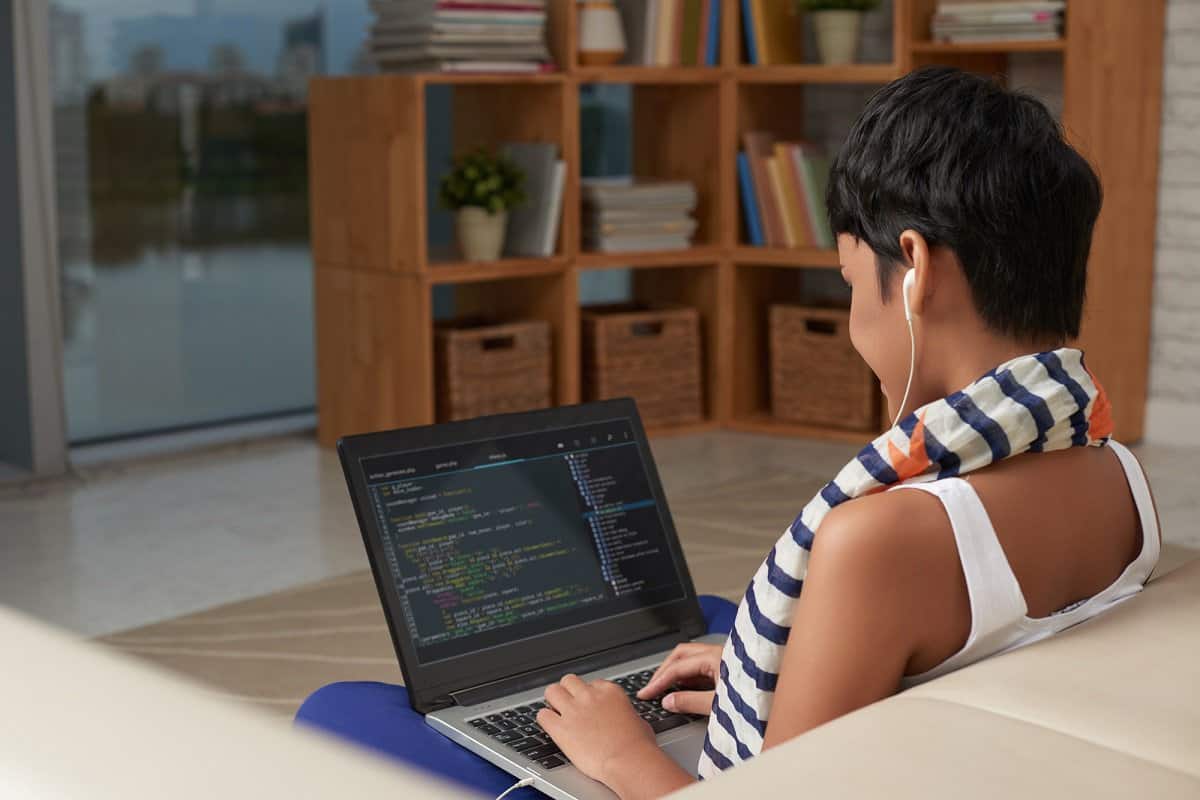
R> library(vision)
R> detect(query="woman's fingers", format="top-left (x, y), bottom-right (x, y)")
top-left (637, 653), bottom-right (716, 699)
top-left (544, 681), bottom-right (570, 711)
top-left (559, 673), bottom-right (587, 696)
top-left (661, 690), bottom-right (714, 716)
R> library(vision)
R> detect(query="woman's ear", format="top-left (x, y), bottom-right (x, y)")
top-left (898, 229), bottom-right (932, 317)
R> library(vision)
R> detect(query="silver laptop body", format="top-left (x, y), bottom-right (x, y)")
top-left (338, 400), bottom-right (719, 800)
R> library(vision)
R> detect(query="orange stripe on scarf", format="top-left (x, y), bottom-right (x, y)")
top-left (887, 412), bottom-right (934, 482)
top-left (1083, 367), bottom-right (1115, 441)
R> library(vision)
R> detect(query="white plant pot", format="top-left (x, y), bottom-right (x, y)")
top-left (456, 207), bottom-right (508, 262)
top-left (578, 1), bottom-right (626, 66)
top-left (813, 10), bottom-right (863, 65)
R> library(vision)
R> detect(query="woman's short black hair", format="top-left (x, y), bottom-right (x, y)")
top-left (827, 65), bottom-right (1102, 342)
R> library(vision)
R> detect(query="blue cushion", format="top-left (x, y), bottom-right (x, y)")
top-left (295, 595), bottom-right (736, 797)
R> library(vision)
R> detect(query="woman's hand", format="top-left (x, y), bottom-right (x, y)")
top-left (538, 674), bottom-right (658, 786)
top-left (636, 642), bottom-right (723, 715)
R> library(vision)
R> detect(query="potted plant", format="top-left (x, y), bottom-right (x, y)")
top-left (795, 0), bottom-right (881, 65)
top-left (439, 148), bottom-right (526, 262)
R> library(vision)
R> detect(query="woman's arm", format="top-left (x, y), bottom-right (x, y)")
top-left (542, 490), bottom-right (951, 795)
top-left (761, 492), bottom-right (945, 747)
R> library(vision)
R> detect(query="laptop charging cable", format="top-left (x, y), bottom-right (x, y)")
top-left (494, 776), bottom-right (535, 800)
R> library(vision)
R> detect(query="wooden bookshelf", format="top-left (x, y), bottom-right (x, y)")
top-left (309, 0), bottom-right (1165, 446)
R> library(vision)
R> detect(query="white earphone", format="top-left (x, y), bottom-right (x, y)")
top-left (892, 268), bottom-right (918, 428)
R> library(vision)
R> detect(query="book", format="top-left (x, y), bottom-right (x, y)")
top-left (938, 1), bottom-right (1064, 12)
top-left (704, 0), bottom-right (720, 65)
top-left (591, 219), bottom-right (698, 237)
top-left (795, 142), bottom-right (833, 248)
top-left (696, 0), bottom-right (711, 68)
top-left (541, 161), bottom-right (566, 256)
top-left (737, 152), bottom-right (765, 247)
top-left (643, 0), bottom-right (660, 64)
top-left (765, 156), bottom-right (796, 247)
top-left (741, 131), bottom-right (783, 247)
top-left (368, 0), bottom-right (549, 73)
top-left (773, 143), bottom-right (807, 246)
top-left (681, 0), bottom-right (702, 66)
top-left (657, 0), bottom-right (681, 65)
top-left (587, 207), bottom-right (696, 224)
top-left (372, 44), bottom-right (551, 62)
top-left (933, 10), bottom-right (1060, 24)
top-left (582, 180), bottom-right (697, 210)
top-left (782, 144), bottom-right (816, 246)
top-left (501, 142), bottom-right (559, 257)
top-left (740, 0), bottom-right (758, 65)
top-left (754, 0), bottom-right (804, 65)
top-left (935, 30), bottom-right (1060, 42)
top-left (376, 59), bottom-right (548, 72)
top-left (615, 0), bottom-right (651, 65)
top-left (584, 234), bottom-right (692, 253)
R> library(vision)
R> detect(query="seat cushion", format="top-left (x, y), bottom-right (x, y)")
top-left (677, 557), bottom-right (1200, 798)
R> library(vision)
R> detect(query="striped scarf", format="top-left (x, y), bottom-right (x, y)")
top-left (699, 348), bottom-right (1113, 775)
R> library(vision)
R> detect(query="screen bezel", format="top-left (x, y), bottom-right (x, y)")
top-left (337, 398), bottom-right (706, 714)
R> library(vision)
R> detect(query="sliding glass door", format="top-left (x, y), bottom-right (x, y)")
top-left (50, 1), bottom-right (370, 442)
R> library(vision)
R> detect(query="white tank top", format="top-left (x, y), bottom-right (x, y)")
top-left (891, 441), bottom-right (1161, 689)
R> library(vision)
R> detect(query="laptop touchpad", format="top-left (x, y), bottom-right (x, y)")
top-left (661, 732), bottom-right (705, 778)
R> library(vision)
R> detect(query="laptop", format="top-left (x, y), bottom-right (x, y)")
top-left (337, 398), bottom-right (722, 800)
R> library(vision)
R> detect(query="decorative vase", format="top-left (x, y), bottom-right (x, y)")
top-left (812, 10), bottom-right (863, 65)
top-left (456, 207), bottom-right (508, 261)
top-left (578, 0), bottom-right (626, 66)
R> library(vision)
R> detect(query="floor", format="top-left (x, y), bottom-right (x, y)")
top-left (1, 430), bottom-right (1198, 639)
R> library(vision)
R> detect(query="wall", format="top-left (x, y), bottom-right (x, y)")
top-left (1146, 0), bottom-right (1200, 445)
top-left (0, 0), bottom-right (34, 470)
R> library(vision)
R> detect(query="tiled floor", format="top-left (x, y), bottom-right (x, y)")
top-left (0, 431), bottom-right (1197, 637)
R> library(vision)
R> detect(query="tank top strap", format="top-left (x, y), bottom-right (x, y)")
top-left (889, 478), bottom-right (1029, 638)
top-left (1103, 441), bottom-right (1162, 582)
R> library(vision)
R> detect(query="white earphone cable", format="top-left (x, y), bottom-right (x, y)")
top-left (892, 314), bottom-right (916, 429)
top-left (494, 776), bottom-right (535, 800)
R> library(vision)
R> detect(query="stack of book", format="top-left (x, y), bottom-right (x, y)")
top-left (501, 142), bottom-right (566, 258)
top-left (615, 0), bottom-right (721, 66)
top-left (931, 1), bottom-right (1065, 43)
top-left (583, 179), bottom-right (698, 253)
top-left (737, 132), bottom-right (833, 250)
top-left (368, 0), bottom-right (551, 73)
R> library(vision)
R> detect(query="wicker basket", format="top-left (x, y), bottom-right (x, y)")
top-left (435, 318), bottom-right (552, 421)
top-left (769, 305), bottom-right (878, 431)
top-left (582, 304), bottom-right (703, 428)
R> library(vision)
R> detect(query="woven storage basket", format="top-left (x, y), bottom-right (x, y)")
top-left (769, 305), bottom-right (878, 431)
top-left (582, 304), bottom-right (703, 428)
top-left (435, 318), bottom-right (552, 421)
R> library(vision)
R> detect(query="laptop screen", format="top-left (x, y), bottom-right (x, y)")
top-left (359, 416), bottom-right (689, 666)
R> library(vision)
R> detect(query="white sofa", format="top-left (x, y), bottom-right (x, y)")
top-left (3, 551), bottom-right (1196, 798)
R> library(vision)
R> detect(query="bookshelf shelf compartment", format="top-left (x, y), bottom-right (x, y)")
top-left (580, 263), bottom-right (725, 428)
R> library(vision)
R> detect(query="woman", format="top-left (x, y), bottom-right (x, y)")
top-left (535, 66), bottom-right (1160, 797)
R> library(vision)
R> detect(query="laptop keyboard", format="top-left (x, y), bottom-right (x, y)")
top-left (465, 668), bottom-right (699, 771)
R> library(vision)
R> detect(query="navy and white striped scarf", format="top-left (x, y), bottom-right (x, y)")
top-left (699, 348), bottom-right (1113, 775)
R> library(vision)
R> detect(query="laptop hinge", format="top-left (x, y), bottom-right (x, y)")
top-left (449, 631), bottom-right (687, 709)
